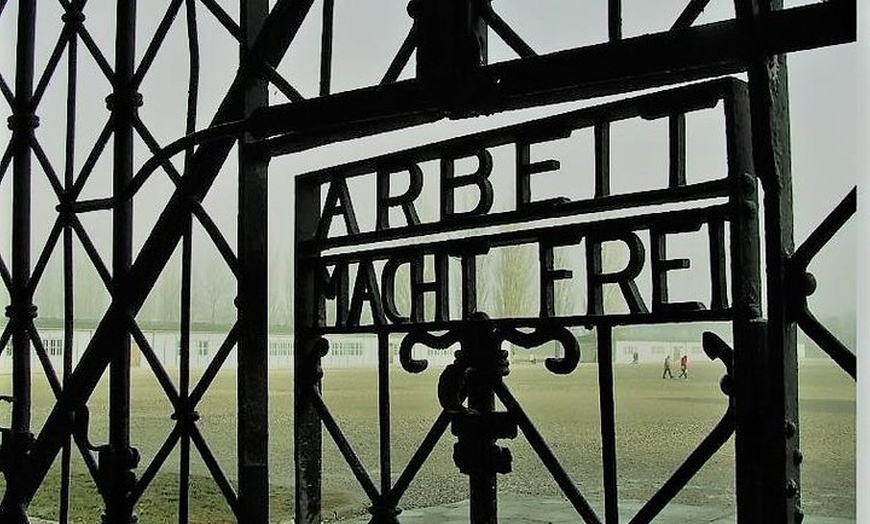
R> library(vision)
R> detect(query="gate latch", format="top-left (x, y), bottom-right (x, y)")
top-left (451, 411), bottom-right (517, 475)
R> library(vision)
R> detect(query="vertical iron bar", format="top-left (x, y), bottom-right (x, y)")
top-left (320, 0), bottom-right (334, 97)
top-left (378, 333), bottom-right (392, 495)
top-left (733, 2), bottom-right (800, 522)
top-left (597, 324), bottom-right (618, 523)
top-left (608, 0), bottom-right (622, 41)
top-left (238, 0), bottom-right (270, 522)
top-left (107, 0), bottom-right (137, 521)
top-left (1, 1), bottom-right (37, 521)
top-left (668, 113), bottom-right (686, 187)
top-left (294, 179), bottom-right (323, 524)
top-left (594, 122), bottom-right (610, 198)
top-left (184, 0), bottom-right (200, 170)
top-left (11, 0), bottom-right (36, 446)
top-left (60, 10), bottom-right (79, 523)
top-left (467, 375), bottom-right (496, 523)
top-left (180, 2), bottom-right (198, 518)
top-left (411, 0), bottom-right (488, 108)
top-left (6, 4), bottom-right (317, 509)
top-left (179, 216), bottom-right (192, 524)
top-left (724, 77), bottom-right (767, 524)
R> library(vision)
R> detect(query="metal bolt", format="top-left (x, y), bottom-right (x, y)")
top-left (793, 449), bottom-right (803, 466)
top-left (719, 374), bottom-right (732, 397)
top-left (784, 420), bottom-right (797, 438)
top-left (802, 272), bottom-right (817, 297)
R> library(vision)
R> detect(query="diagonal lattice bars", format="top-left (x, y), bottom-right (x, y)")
top-left (2, 1), bottom-right (859, 523)
top-left (494, 381), bottom-right (602, 524)
top-left (5, 2), bottom-right (317, 514)
top-left (788, 188), bottom-right (857, 379)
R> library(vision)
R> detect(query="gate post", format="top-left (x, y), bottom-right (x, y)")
top-left (440, 314), bottom-right (516, 524)
top-left (238, 0), bottom-right (271, 521)
top-left (294, 180), bottom-right (323, 524)
top-left (104, 0), bottom-right (140, 522)
top-left (409, 0), bottom-right (489, 112)
top-left (0, 1), bottom-right (37, 522)
top-left (733, 1), bottom-right (801, 522)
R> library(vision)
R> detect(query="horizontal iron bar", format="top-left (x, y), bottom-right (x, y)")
top-left (317, 308), bottom-right (734, 336)
top-left (312, 203), bottom-right (730, 263)
top-left (295, 77), bottom-right (736, 187)
top-left (254, 0), bottom-right (854, 154)
top-left (312, 180), bottom-right (729, 252)
top-left (478, 0), bottom-right (855, 113)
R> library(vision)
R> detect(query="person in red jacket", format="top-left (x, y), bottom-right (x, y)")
top-left (679, 354), bottom-right (688, 379)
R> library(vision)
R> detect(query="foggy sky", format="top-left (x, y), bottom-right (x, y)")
top-left (0, 0), bottom-right (860, 321)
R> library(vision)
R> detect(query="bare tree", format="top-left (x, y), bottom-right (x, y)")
top-left (133, 254), bottom-right (182, 324)
top-left (268, 246), bottom-right (293, 327)
top-left (490, 244), bottom-right (537, 319)
top-left (553, 246), bottom-right (580, 317)
top-left (73, 259), bottom-right (109, 321)
top-left (193, 254), bottom-right (234, 325)
top-left (33, 258), bottom-right (64, 320)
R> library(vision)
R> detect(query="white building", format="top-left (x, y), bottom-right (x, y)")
top-left (614, 339), bottom-right (807, 364)
top-left (1, 328), bottom-right (808, 374)
top-left (0, 328), bottom-right (382, 372)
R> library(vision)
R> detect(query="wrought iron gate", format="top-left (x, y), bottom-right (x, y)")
top-left (0, 1), bottom-right (858, 523)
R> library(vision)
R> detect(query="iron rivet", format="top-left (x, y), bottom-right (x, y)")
top-left (785, 420), bottom-right (797, 438)
top-left (802, 272), bottom-right (817, 296)
top-left (793, 449), bottom-right (803, 466)
top-left (719, 374), bottom-right (732, 396)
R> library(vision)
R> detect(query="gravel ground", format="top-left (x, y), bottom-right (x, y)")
top-left (3, 359), bottom-right (855, 522)
top-left (300, 359), bottom-right (855, 519)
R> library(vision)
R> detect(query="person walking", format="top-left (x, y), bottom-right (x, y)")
top-left (679, 354), bottom-right (689, 379)
top-left (662, 354), bottom-right (674, 379)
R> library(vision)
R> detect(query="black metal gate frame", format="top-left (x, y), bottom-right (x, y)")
top-left (295, 78), bottom-right (757, 524)
top-left (0, 0), bottom-right (858, 523)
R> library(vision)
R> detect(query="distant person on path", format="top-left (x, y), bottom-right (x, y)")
top-left (662, 354), bottom-right (673, 379)
top-left (632, 352), bottom-right (639, 365)
top-left (679, 354), bottom-right (688, 379)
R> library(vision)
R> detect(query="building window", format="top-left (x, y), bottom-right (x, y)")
top-left (43, 338), bottom-right (63, 357)
top-left (197, 340), bottom-right (209, 357)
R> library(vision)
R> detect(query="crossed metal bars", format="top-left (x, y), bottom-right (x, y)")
top-left (0, 1), bottom-right (310, 521)
top-left (0, 1), bottom-right (859, 523)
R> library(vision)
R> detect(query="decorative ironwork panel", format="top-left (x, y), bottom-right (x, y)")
top-left (0, 0), bottom-right (858, 523)
top-left (0, 0), bottom-right (277, 522)
top-left (293, 78), bottom-right (773, 523)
